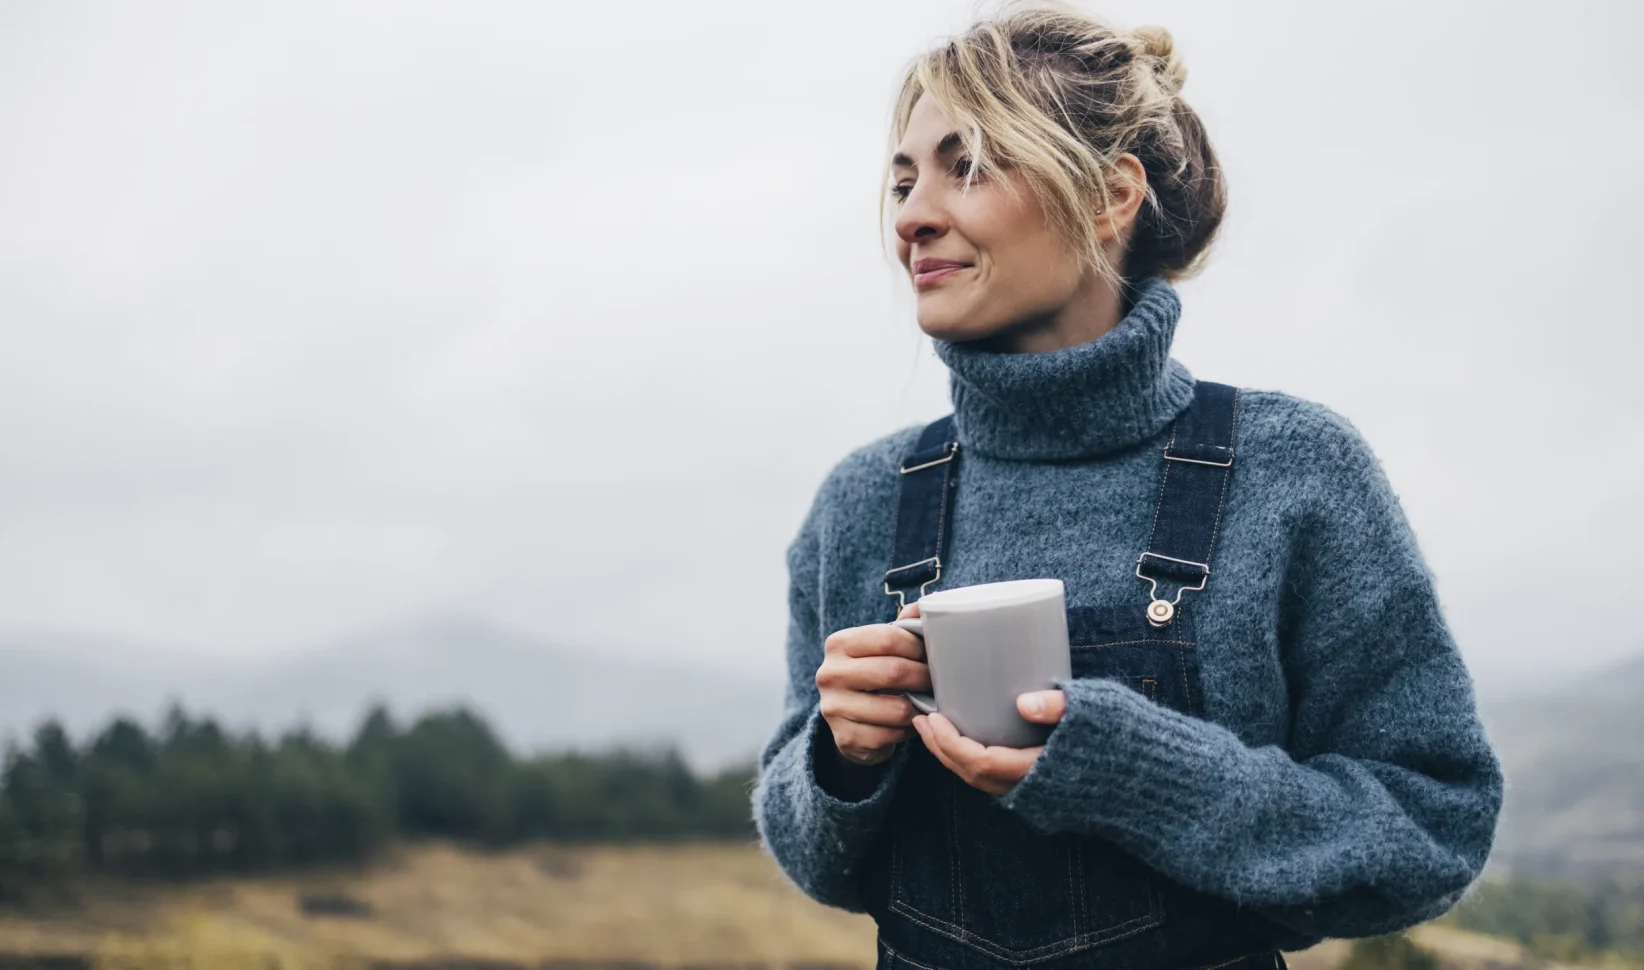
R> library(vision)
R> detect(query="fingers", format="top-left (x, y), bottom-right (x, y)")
top-left (1016, 689), bottom-right (1066, 724)
top-left (918, 713), bottom-right (989, 767)
top-left (815, 655), bottom-right (931, 695)
top-left (836, 742), bottom-right (898, 767)
top-left (912, 714), bottom-right (966, 778)
top-left (832, 724), bottom-right (909, 762)
top-left (898, 601), bottom-right (922, 619)
top-left (824, 623), bottom-right (927, 661)
top-left (913, 713), bottom-right (1044, 797)
top-left (819, 688), bottom-right (919, 729)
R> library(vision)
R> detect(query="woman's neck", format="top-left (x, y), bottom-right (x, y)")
top-left (932, 276), bottom-right (1194, 462)
top-left (975, 273), bottom-right (1126, 354)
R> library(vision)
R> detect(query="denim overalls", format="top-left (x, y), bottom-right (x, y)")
top-left (862, 382), bottom-right (1293, 970)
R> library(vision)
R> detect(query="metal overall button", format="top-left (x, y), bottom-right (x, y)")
top-left (1135, 552), bottom-right (1209, 629)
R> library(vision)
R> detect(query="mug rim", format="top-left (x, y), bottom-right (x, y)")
top-left (919, 578), bottom-right (1064, 613)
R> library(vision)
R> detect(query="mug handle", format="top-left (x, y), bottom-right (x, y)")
top-left (892, 617), bottom-right (939, 715)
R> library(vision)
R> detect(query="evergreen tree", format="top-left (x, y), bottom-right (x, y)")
top-left (0, 701), bottom-right (759, 895)
top-left (1341, 934), bottom-right (1438, 970)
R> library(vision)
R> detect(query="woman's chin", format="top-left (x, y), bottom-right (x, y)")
top-left (915, 302), bottom-right (1008, 344)
top-left (917, 319), bottom-right (1010, 344)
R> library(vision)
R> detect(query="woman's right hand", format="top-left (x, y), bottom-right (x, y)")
top-left (815, 602), bottom-right (932, 766)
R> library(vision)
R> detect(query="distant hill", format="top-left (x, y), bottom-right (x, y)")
top-left (1483, 654), bottom-right (1644, 878)
top-left (0, 615), bottom-right (782, 770)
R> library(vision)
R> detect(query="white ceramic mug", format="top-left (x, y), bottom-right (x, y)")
top-left (894, 578), bottom-right (1071, 748)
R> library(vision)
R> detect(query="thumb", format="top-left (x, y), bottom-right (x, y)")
top-left (897, 601), bottom-right (922, 619)
top-left (1017, 689), bottom-right (1066, 724)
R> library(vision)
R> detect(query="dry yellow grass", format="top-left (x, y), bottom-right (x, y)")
top-left (94, 913), bottom-right (363, 970)
top-left (211, 841), bottom-right (878, 966)
top-left (1281, 938), bottom-right (1351, 970)
top-left (0, 842), bottom-right (876, 967)
top-left (0, 842), bottom-right (1556, 969)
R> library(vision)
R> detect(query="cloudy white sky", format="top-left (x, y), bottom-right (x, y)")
top-left (1, 0), bottom-right (1639, 695)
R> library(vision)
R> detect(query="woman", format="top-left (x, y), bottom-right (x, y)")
top-left (751, 5), bottom-right (1503, 969)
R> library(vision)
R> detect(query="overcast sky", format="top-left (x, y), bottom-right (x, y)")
top-left (0, 0), bottom-right (1639, 695)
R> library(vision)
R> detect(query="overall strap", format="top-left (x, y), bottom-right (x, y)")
top-left (1136, 380), bottom-right (1239, 628)
top-left (884, 415), bottom-right (960, 614)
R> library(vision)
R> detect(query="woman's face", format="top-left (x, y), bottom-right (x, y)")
top-left (891, 95), bottom-right (1090, 345)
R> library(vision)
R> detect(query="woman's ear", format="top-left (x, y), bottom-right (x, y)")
top-left (1094, 154), bottom-right (1148, 243)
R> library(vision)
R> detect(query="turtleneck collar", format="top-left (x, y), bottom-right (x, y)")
top-left (932, 276), bottom-right (1195, 462)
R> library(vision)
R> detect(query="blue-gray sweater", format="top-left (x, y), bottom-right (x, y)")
top-left (751, 278), bottom-right (1503, 940)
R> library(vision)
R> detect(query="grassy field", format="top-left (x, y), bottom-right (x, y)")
top-left (0, 842), bottom-right (1575, 970)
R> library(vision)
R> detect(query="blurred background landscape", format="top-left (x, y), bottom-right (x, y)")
top-left (1, 633), bottom-right (1640, 967)
top-left (2, 0), bottom-right (1641, 967)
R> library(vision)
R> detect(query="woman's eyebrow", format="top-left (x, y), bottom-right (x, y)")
top-left (892, 132), bottom-right (964, 168)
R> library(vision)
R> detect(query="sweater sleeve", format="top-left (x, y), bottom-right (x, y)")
top-left (750, 487), bottom-right (909, 912)
top-left (996, 402), bottom-right (1504, 938)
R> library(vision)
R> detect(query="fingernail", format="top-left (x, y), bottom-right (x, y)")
top-left (1020, 693), bottom-right (1044, 716)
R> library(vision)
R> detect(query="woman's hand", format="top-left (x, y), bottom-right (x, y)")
top-left (911, 689), bottom-right (1066, 796)
top-left (815, 602), bottom-right (934, 766)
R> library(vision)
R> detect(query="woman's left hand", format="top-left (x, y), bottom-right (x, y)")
top-left (911, 689), bottom-right (1066, 796)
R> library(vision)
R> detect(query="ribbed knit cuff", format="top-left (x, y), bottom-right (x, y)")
top-left (754, 707), bottom-right (909, 911)
top-left (998, 677), bottom-right (1238, 850)
top-left (812, 715), bottom-right (900, 802)
top-left (799, 706), bottom-right (907, 826)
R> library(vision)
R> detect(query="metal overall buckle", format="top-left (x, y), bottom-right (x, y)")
top-left (884, 557), bottom-right (942, 614)
top-left (1135, 552), bottom-right (1209, 628)
top-left (882, 439), bottom-right (958, 613)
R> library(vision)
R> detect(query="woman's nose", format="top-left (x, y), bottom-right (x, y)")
top-left (894, 181), bottom-right (948, 244)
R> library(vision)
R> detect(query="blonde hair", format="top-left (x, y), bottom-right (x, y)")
top-left (885, 1), bottom-right (1226, 286)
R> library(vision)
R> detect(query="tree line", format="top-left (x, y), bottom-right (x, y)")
top-left (6, 703), bottom-right (1644, 965)
top-left (0, 703), bottom-right (756, 898)
top-left (1438, 874), bottom-right (1644, 963)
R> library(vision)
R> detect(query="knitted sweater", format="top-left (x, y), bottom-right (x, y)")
top-left (750, 278), bottom-right (1503, 941)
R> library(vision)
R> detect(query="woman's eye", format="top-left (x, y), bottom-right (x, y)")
top-left (890, 183), bottom-right (913, 204)
top-left (954, 157), bottom-right (981, 180)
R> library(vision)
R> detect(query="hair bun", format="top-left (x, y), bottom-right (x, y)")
top-left (1131, 25), bottom-right (1186, 95)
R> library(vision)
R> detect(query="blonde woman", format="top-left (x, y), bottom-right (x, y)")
top-left (752, 4), bottom-right (1501, 969)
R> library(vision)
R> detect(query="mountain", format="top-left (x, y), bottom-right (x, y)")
top-left (0, 616), bottom-right (782, 770)
top-left (238, 615), bottom-right (783, 769)
top-left (0, 631), bottom-right (244, 739)
top-left (1481, 654), bottom-right (1644, 878)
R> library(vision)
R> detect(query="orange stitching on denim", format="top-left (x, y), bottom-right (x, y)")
top-left (1076, 850), bottom-right (1087, 938)
top-left (1072, 639), bottom-right (1196, 650)
top-left (931, 445), bottom-right (955, 596)
top-left (1178, 643), bottom-right (1195, 713)
top-left (1056, 901), bottom-right (1165, 957)
top-left (1066, 836), bottom-right (1078, 937)
top-left (893, 821), bottom-right (903, 906)
top-left (1144, 430), bottom-right (1173, 554)
top-left (1074, 838), bottom-right (1088, 933)
top-left (886, 442), bottom-right (906, 618)
top-left (1204, 387), bottom-right (1240, 569)
top-left (948, 773), bottom-right (962, 928)
top-left (878, 941), bottom-right (942, 970)
top-left (888, 858), bottom-right (1165, 964)
top-left (888, 898), bottom-right (1161, 966)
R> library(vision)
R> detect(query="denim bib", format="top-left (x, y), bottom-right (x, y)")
top-left (863, 382), bottom-right (1293, 970)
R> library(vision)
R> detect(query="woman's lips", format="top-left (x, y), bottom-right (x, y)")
top-left (913, 264), bottom-right (970, 287)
